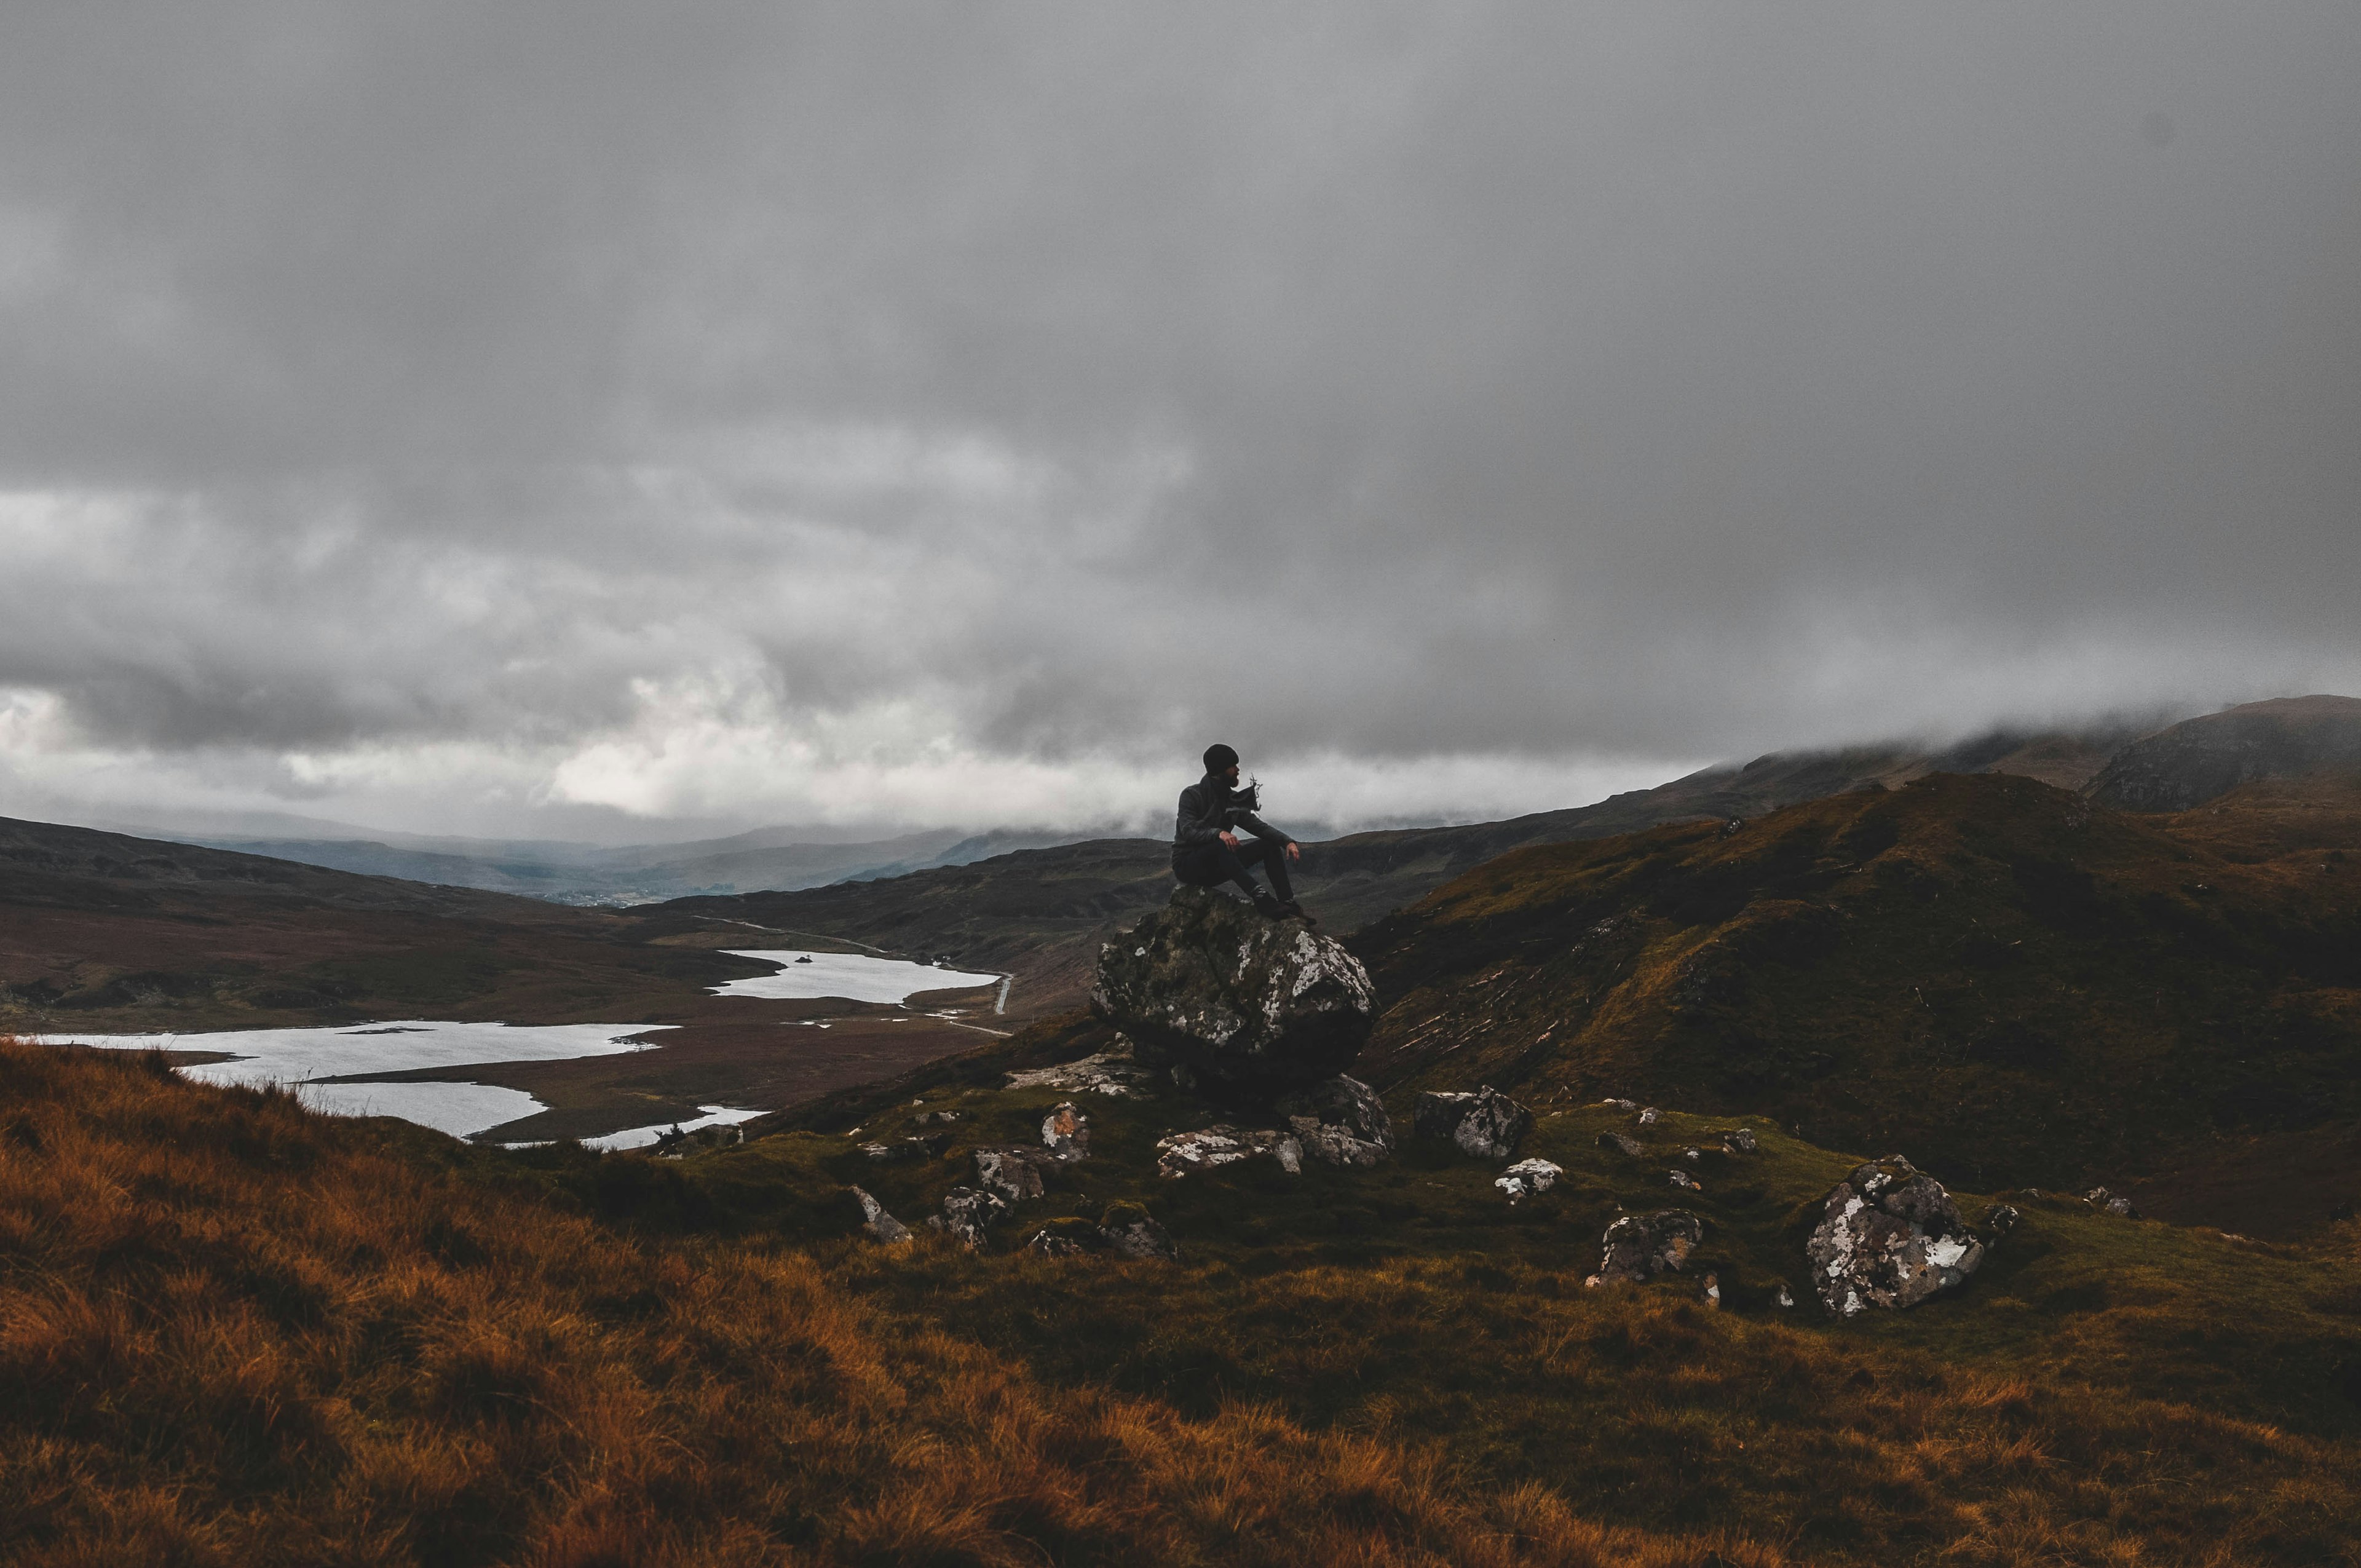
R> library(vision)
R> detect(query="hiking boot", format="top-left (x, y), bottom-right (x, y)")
top-left (1250, 889), bottom-right (1289, 919)
top-left (1281, 900), bottom-right (1318, 927)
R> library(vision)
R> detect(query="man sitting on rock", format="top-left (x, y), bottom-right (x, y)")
top-left (1173, 743), bottom-right (1310, 921)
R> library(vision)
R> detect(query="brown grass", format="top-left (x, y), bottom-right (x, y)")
top-left (0, 1039), bottom-right (1768, 1566)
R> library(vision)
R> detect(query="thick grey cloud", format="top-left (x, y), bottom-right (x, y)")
top-left (0, 3), bottom-right (2355, 836)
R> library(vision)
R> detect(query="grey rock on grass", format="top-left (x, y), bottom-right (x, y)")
top-left (1040, 1102), bottom-right (1091, 1162)
top-left (1412, 1086), bottom-right (1530, 1158)
top-left (850, 1186), bottom-right (910, 1244)
top-left (1588, 1211), bottom-right (1704, 1286)
top-left (1154, 1125), bottom-right (1303, 1179)
top-left (973, 1145), bottom-right (1048, 1202)
top-left (1277, 1074), bottom-right (1393, 1166)
top-left (929, 1186), bottom-right (1010, 1248)
top-left (1806, 1155), bottom-right (1984, 1316)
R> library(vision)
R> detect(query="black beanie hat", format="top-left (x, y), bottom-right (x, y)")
top-left (1203, 743), bottom-right (1239, 774)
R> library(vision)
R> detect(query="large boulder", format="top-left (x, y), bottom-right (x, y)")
top-left (1091, 885), bottom-right (1375, 1093)
top-left (1806, 1155), bottom-right (1985, 1316)
top-left (1276, 1074), bottom-right (1393, 1166)
top-left (1412, 1087), bottom-right (1530, 1158)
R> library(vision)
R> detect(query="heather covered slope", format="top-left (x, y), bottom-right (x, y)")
top-left (14, 1037), bottom-right (2361, 1565)
top-left (0, 1040), bottom-right (1740, 1567)
top-left (1350, 770), bottom-right (2361, 1211)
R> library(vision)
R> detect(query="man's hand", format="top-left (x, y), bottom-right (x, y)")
top-left (1285, 841), bottom-right (1302, 863)
top-left (1219, 831), bottom-right (1240, 849)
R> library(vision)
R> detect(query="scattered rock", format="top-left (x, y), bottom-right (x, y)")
top-left (1718, 1127), bottom-right (1758, 1154)
top-left (1040, 1102), bottom-right (1091, 1162)
top-left (1701, 1272), bottom-right (1721, 1309)
top-left (1599, 1098), bottom-right (1638, 1111)
top-left (928, 1186), bottom-right (1009, 1248)
top-left (911, 1109), bottom-right (965, 1125)
top-left (1983, 1202), bottom-right (2020, 1237)
top-left (1806, 1155), bottom-right (1985, 1317)
top-left (973, 1145), bottom-right (1048, 1202)
top-left (858, 1142), bottom-right (891, 1160)
top-left (2085, 1186), bottom-right (2140, 1218)
top-left (1004, 1037), bottom-right (1158, 1098)
top-left (1412, 1086), bottom-right (1531, 1158)
top-left (1097, 1201), bottom-right (1182, 1261)
top-left (1024, 1217), bottom-right (1104, 1256)
top-left (1596, 1131), bottom-right (1643, 1157)
top-left (1495, 1157), bottom-right (1562, 1203)
top-left (1774, 1283), bottom-right (1795, 1309)
top-left (1587, 1211), bottom-right (1704, 1286)
top-left (850, 1186), bottom-right (911, 1244)
top-left (1154, 1125), bottom-right (1303, 1179)
top-left (1637, 1107), bottom-right (1661, 1126)
top-left (1091, 885), bottom-right (1376, 1094)
top-left (1667, 1168), bottom-right (1701, 1192)
top-left (1277, 1074), bottom-right (1393, 1166)
top-left (1682, 1147), bottom-right (1701, 1163)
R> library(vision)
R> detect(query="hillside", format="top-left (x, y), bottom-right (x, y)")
top-left (1347, 770), bottom-right (2361, 1221)
top-left (671, 720), bottom-right (2152, 1017)
top-left (13, 1035), bottom-right (2361, 1564)
top-left (2087, 694), bottom-right (2361, 810)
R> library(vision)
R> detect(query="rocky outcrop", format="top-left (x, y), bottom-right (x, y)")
top-left (1596, 1130), bottom-right (1643, 1157)
top-left (1040, 1102), bottom-right (1091, 1162)
top-left (1276, 1074), bottom-right (1393, 1166)
top-left (1155, 1125), bottom-right (1303, 1179)
top-left (1806, 1155), bottom-right (1984, 1316)
top-left (1412, 1087), bottom-right (1530, 1158)
top-left (1003, 1038), bottom-right (1158, 1098)
top-left (1587, 1211), bottom-right (1704, 1286)
top-left (928, 1186), bottom-right (1009, 1248)
top-left (1091, 885), bottom-right (1375, 1094)
top-left (850, 1185), bottom-right (911, 1243)
top-left (972, 1146), bottom-right (1047, 1202)
top-left (1496, 1158), bottom-right (1560, 1203)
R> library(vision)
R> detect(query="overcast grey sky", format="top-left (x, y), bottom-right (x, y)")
top-left (2, 3), bottom-right (2356, 841)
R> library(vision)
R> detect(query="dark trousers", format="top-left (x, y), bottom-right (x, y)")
top-left (1173, 836), bottom-right (1294, 903)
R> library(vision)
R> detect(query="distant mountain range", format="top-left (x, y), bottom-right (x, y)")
top-left (146, 823), bottom-right (1102, 905)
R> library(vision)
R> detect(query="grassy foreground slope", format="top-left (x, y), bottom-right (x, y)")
top-left (1350, 770), bottom-right (2361, 1214)
top-left (1, 1039), bottom-right (1749, 1567)
top-left (11, 1033), bottom-right (2361, 1563)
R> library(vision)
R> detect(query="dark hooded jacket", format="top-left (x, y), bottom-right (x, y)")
top-left (1171, 773), bottom-right (1289, 869)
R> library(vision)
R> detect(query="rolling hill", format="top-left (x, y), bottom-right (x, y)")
top-left (1347, 768), bottom-right (2361, 1224)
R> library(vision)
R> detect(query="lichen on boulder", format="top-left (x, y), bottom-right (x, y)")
top-left (1091, 885), bottom-right (1375, 1094)
top-left (1040, 1102), bottom-right (1091, 1162)
top-left (1496, 1158), bottom-right (1561, 1203)
top-left (1153, 1125), bottom-right (1303, 1179)
top-left (1587, 1211), bottom-right (1704, 1286)
top-left (928, 1186), bottom-right (1010, 1248)
top-left (1276, 1074), bottom-right (1393, 1166)
top-left (1805, 1155), bottom-right (1985, 1316)
top-left (972, 1145), bottom-right (1048, 1202)
top-left (1412, 1086), bottom-right (1530, 1158)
